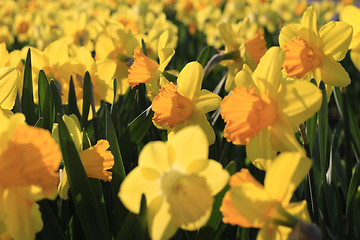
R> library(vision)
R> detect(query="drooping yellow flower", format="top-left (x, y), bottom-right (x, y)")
top-left (119, 126), bottom-right (229, 240)
top-left (279, 6), bottom-right (352, 97)
top-left (0, 112), bottom-right (62, 240)
top-left (127, 30), bottom-right (175, 100)
top-left (52, 114), bottom-right (114, 200)
top-left (220, 47), bottom-right (322, 170)
top-left (340, 5), bottom-right (360, 71)
top-left (220, 152), bottom-right (312, 240)
top-left (151, 61), bottom-right (221, 144)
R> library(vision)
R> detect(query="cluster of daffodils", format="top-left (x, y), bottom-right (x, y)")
top-left (0, 0), bottom-right (359, 239)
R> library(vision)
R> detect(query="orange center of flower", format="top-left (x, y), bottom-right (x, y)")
top-left (0, 124), bottom-right (61, 193)
top-left (17, 21), bottom-right (29, 34)
top-left (245, 29), bottom-right (267, 64)
top-left (127, 47), bottom-right (159, 87)
top-left (152, 84), bottom-right (194, 128)
top-left (283, 37), bottom-right (323, 79)
top-left (220, 86), bottom-right (278, 145)
top-left (118, 18), bottom-right (139, 33)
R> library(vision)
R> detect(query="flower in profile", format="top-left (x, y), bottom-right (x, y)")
top-left (52, 114), bottom-right (114, 199)
top-left (220, 152), bottom-right (312, 240)
top-left (340, 5), bottom-right (360, 71)
top-left (0, 112), bottom-right (62, 240)
top-left (127, 30), bottom-right (175, 101)
top-left (279, 6), bottom-right (352, 97)
top-left (151, 61), bottom-right (221, 144)
top-left (119, 126), bottom-right (229, 240)
top-left (218, 20), bottom-right (267, 91)
top-left (220, 47), bottom-right (322, 170)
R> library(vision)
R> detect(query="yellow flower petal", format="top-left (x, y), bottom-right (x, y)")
top-left (300, 7), bottom-right (319, 43)
top-left (177, 61), bottom-right (204, 99)
top-left (62, 115), bottom-right (82, 151)
top-left (157, 30), bottom-right (170, 52)
top-left (138, 141), bottom-right (172, 174)
top-left (284, 201), bottom-right (310, 222)
top-left (276, 80), bottom-right (322, 127)
top-left (257, 224), bottom-right (282, 240)
top-left (265, 152), bottom-right (312, 203)
top-left (95, 33), bottom-right (116, 60)
top-left (181, 209), bottom-right (211, 231)
top-left (234, 64), bottom-right (256, 89)
top-left (319, 21), bottom-right (352, 61)
top-left (198, 160), bottom-right (230, 195)
top-left (318, 55), bottom-right (351, 87)
top-left (58, 169), bottom-right (70, 200)
top-left (147, 196), bottom-right (178, 240)
top-left (340, 5), bottom-right (360, 35)
top-left (252, 47), bottom-right (284, 98)
top-left (194, 89), bottom-right (221, 115)
top-left (279, 24), bottom-right (300, 47)
top-left (118, 168), bottom-right (161, 214)
top-left (350, 49), bottom-right (360, 71)
top-left (158, 48), bottom-right (175, 73)
top-left (0, 67), bottom-right (18, 110)
top-left (44, 40), bottom-right (69, 67)
top-left (168, 126), bottom-right (209, 169)
top-left (218, 22), bottom-right (238, 51)
top-left (246, 128), bottom-right (277, 171)
top-left (270, 118), bottom-right (304, 153)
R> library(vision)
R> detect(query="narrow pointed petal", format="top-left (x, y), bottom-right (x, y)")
top-left (276, 80), bottom-right (322, 127)
top-left (252, 47), bottom-right (284, 98)
top-left (218, 22), bottom-right (237, 51)
top-left (265, 152), bottom-right (312, 203)
top-left (138, 141), bottom-right (171, 174)
top-left (318, 55), bottom-right (351, 87)
top-left (246, 128), bottom-right (277, 171)
top-left (270, 119), bottom-right (305, 153)
top-left (158, 48), bottom-right (175, 72)
top-left (319, 21), bottom-right (352, 61)
top-left (177, 62), bottom-right (204, 99)
top-left (0, 67), bottom-right (18, 109)
top-left (198, 160), bottom-right (230, 195)
top-left (279, 24), bottom-right (300, 47)
top-left (300, 7), bottom-right (319, 43)
top-left (194, 89), bottom-right (221, 115)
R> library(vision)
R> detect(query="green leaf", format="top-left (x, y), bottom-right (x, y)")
top-left (347, 161), bottom-right (360, 215)
top-left (21, 49), bottom-right (37, 125)
top-left (38, 70), bottom-right (54, 131)
top-left (82, 71), bottom-right (92, 128)
top-left (38, 200), bottom-right (66, 240)
top-left (118, 106), bottom-right (154, 160)
top-left (57, 115), bottom-right (111, 240)
top-left (68, 76), bottom-right (81, 121)
top-left (50, 80), bottom-right (63, 116)
top-left (196, 46), bottom-right (217, 68)
top-left (318, 82), bottom-right (329, 179)
top-left (141, 39), bottom-right (147, 56)
top-left (34, 117), bottom-right (44, 128)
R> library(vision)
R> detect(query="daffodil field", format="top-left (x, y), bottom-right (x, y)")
top-left (2, 0), bottom-right (360, 239)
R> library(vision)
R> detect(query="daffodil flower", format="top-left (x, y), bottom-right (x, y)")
top-left (340, 5), bottom-right (360, 71)
top-left (0, 67), bottom-right (19, 117)
top-left (220, 152), bottom-right (312, 240)
top-left (279, 6), bottom-right (352, 97)
top-left (119, 126), bottom-right (229, 240)
top-left (151, 61), bottom-right (221, 144)
top-left (220, 47), bottom-right (322, 170)
top-left (0, 112), bottom-right (62, 240)
top-left (52, 114), bottom-right (114, 200)
top-left (127, 30), bottom-right (175, 101)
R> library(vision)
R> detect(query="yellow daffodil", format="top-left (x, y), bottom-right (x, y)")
top-left (151, 61), bottom-right (221, 145)
top-left (127, 30), bottom-right (175, 101)
top-left (52, 114), bottom-right (114, 200)
top-left (0, 66), bottom-right (19, 117)
top-left (220, 47), bottom-right (322, 170)
top-left (0, 111), bottom-right (62, 240)
top-left (220, 152), bottom-right (312, 240)
top-left (218, 21), bottom-right (267, 91)
top-left (279, 6), bottom-right (352, 97)
top-left (119, 126), bottom-right (229, 240)
top-left (340, 5), bottom-right (360, 71)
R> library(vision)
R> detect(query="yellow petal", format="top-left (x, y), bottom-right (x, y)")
top-left (340, 5), bottom-right (360, 35)
top-left (118, 168), bottom-right (161, 214)
top-left (234, 64), bottom-right (256, 89)
top-left (138, 141), bottom-right (171, 174)
top-left (158, 48), bottom-right (175, 72)
top-left (198, 160), bottom-right (230, 195)
top-left (246, 128), bottom-right (277, 171)
top-left (181, 208), bottom-right (211, 231)
top-left (270, 118), bottom-right (305, 153)
top-left (318, 55), bottom-right (351, 87)
top-left (44, 40), bottom-right (69, 67)
top-left (194, 89), bottom-right (221, 115)
top-left (168, 125), bottom-right (209, 170)
top-left (265, 152), bottom-right (312, 203)
top-left (62, 115), bottom-right (82, 151)
top-left (58, 169), bottom-right (70, 200)
top-left (218, 22), bottom-right (237, 51)
top-left (350, 49), bottom-right (360, 71)
top-left (91, 59), bottom-right (117, 103)
top-left (252, 47), bottom-right (284, 98)
top-left (276, 80), bottom-right (322, 127)
top-left (0, 67), bottom-right (18, 110)
top-left (230, 182), bottom-right (273, 227)
top-left (257, 224), bottom-right (282, 240)
top-left (319, 21), bottom-right (352, 61)
top-left (300, 7), bottom-right (319, 43)
top-left (95, 33), bottom-right (116, 60)
top-left (284, 200), bottom-right (310, 222)
top-left (147, 196), bottom-right (178, 240)
top-left (3, 189), bottom-right (43, 240)
top-left (177, 61), bottom-right (204, 99)
top-left (279, 24), bottom-right (300, 47)
top-left (0, 43), bottom-right (9, 67)
top-left (158, 30), bottom-right (170, 51)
